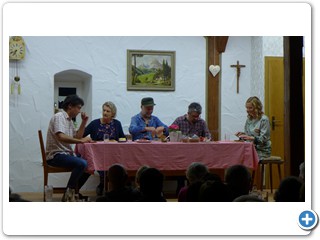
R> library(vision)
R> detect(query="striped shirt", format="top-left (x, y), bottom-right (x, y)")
top-left (45, 110), bottom-right (76, 160)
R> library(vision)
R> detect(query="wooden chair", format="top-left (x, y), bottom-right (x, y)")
top-left (259, 156), bottom-right (284, 193)
top-left (38, 130), bottom-right (73, 201)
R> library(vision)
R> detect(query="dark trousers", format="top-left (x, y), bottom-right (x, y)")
top-left (47, 153), bottom-right (90, 191)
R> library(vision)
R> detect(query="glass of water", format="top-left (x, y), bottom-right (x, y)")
top-left (103, 133), bottom-right (109, 142)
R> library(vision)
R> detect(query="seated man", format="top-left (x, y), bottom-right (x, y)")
top-left (46, 94), bottom-right (93, 202)
top-left (171, 102), bottom-right (211, 194)
top-left (129, 97), bottom-right (168, 141)
top-left (171, 102), bottom-right (211, 140)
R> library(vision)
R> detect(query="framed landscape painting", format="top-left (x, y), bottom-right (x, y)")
top-left (127, 50), bottom-right (176, 91)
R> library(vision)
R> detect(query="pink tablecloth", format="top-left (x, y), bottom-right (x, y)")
top-left (75, 141), bottom-right (259, 173)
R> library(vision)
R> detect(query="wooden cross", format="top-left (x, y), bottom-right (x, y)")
top-left (230, 60), bottom-right (246, 93)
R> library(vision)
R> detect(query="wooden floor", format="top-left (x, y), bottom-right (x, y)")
top-left (16, 189), bottom-right (275, 202)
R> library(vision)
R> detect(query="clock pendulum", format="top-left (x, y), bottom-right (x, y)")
top-left (11, 60), bottom-right (21, 94)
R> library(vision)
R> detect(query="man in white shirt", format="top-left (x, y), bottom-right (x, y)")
top-left (46, 94), bottom-right (92, 201)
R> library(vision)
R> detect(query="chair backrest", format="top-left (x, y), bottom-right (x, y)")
top-left (38, 130), bottom-right (47, 169)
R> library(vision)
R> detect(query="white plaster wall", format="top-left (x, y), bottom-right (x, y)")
top-left (9, 36), bottom-right (207, 192)
top-left (263, 36), bottom-right (283, 57)
top-left (221, 37), bottom-right (252, 141)
top-left (251, 36), bottom-right (264, 100)
top-left (220, 36), bottom-right (283, 141)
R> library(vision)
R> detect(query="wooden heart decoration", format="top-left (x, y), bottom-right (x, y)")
top-left (209, 65), bottom-right (220, 77)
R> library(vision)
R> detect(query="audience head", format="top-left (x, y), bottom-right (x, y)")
top-left (233, 194), bottom-right (265, 202)
top-left (9, 187), bottom-right (29, 202)
top-left (246, 96), bottom-right (263, 120)
top-left (186, 162), bottom-right (209, 183)
top-left (102, 101), bottom-right (117, 119)
top-left (139, 167), bottom-right (164, 197)
top-left (274, 176), bottom-right (303, 202)
top-left (135, 165), bottom-right (149, 188)
top-left (225, 165), bottom-right (252, 199)
top-left (107, 164), bottom-right (128, 190)
top-left (198, 180), bottom-right (233, 202)
top-left (204, 172), bottom-right (222, 182)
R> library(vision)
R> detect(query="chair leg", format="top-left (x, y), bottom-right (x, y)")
top-left (250, 170), bottom-right (255, 191)
top-left (44, 172), bottom-right (48, 202)
top-left (277, 163), bottom-right (282, 181)
top-left (269, 163), bottom-right (273, 193)
top-left (260, 164), bottom-right (265, 191)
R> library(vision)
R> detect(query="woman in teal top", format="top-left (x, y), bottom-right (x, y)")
top-left (236, 96), bottom-right (271, 160)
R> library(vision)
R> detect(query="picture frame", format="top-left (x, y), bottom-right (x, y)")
top-left (127, 49), bottom-right (176, 91)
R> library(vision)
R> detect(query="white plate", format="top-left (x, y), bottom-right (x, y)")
top-left (135, 139), bottom-right (152, 143)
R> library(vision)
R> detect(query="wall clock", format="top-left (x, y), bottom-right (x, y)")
top-left (9, 36), bottom-right (26, 60)
top-left (10, 36), bottom-right (26, 94)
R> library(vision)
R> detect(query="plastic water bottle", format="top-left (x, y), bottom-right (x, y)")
top-left (45, 185), bottom-right (53, 202)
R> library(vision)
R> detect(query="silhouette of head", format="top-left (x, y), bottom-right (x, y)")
top-left (225, 165), bottom-right (252, 199)
top-left (139, 168), bottom-right (164, 196)
top-left (274, 176), bottom-right (303, 202)
top-left (107, 164), bottom-right (128, 190)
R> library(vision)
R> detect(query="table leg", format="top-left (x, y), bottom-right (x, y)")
top-left (260, 164), bottom-right (265, 191)
top-left (104, 171), bottom-right (108, 194)
top-left (269, 164), bottom-right (273, 193)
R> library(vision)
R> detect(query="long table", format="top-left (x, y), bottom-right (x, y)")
top-left (75, 141), bottom-right (259, 175)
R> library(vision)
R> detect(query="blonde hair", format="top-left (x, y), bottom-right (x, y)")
top-left (102, 101), bottom-right (117, 118)
top-left (246, 96), bottom-right (263, 120)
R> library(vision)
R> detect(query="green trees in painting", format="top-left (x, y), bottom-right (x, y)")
top-left (131, 55), bottom-right (172, 87)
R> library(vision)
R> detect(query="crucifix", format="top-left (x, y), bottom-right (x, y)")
top-left (230, 60), bottom-right (246, 93)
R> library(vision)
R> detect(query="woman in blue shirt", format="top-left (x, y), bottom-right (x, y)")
top-left (83, 101), bottom-right (126, 195)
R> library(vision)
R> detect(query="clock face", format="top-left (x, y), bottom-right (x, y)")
top-left (9, 37), bottom-right (26, 60)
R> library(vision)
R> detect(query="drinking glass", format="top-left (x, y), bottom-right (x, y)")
top-left (224, 133), bottom-right (230, 141)
top-left (103, 134), bottom-right (109, 142)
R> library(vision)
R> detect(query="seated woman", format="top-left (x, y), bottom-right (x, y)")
top-left (235, 96), bottom-right (271, 160)
top-left (83, 101), bottom-right (126, 195)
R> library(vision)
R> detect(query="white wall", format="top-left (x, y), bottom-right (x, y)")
top-left (220, 37), bottom-right (252, 141)
top-left (220, 36), bottom-right (283, 141)
top-left (9, 36), bottom-right (207, 192)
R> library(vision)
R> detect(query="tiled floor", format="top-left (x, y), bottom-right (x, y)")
top-left (15, 190), bottom-right (274, 202)
top-left (15, 191), bottom-right (178, 202)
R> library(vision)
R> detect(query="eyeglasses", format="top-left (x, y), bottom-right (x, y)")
top-left (189, 113), bottom-right (200, 119)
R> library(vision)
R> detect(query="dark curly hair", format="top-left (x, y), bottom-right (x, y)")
top-left (62, 94), bottom-right (84, 111)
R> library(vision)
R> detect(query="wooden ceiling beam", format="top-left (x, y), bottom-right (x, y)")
top-left (216, 36), bottom-right (229, 53)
